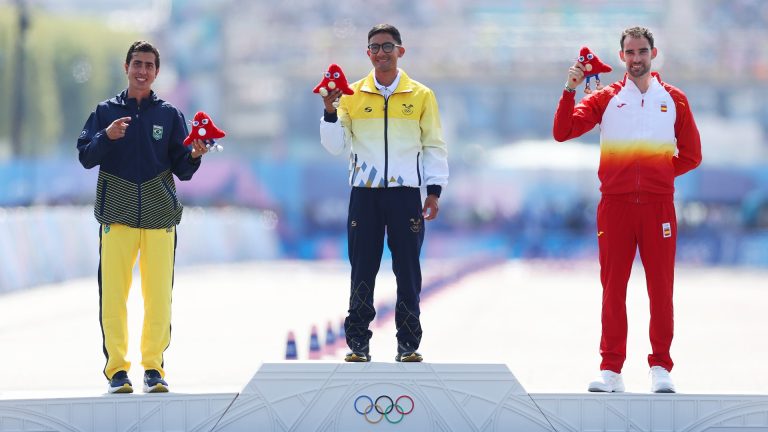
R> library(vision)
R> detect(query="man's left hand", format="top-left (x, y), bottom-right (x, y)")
top-left (189, 139), bottom-right (209, 159)
top-left (423, 194), bottom-right (440, 221)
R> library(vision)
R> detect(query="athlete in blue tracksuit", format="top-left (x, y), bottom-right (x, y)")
top-left (77, 41), bottom-right (208, 394)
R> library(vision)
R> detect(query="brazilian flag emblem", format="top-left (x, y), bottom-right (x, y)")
top-left (152, 125), bottom-right (163, 141)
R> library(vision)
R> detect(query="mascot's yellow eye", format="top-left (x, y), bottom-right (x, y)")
top-left (192, 120), bottom-right (200, 127)
top-left (324, 72), bottom-right (331, 78)
top-left (333, 72), bottom-right (340, 79)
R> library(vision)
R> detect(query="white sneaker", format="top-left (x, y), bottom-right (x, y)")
top-left (588, 370), bottom-right (625, 392)
top-left (650, 366), bottom-right (676, 393)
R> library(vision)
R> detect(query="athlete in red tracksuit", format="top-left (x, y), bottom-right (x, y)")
top-left (553, 27), bottom-right (701, 393)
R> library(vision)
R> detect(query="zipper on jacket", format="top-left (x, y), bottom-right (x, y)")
top-left (136, 104), bottom-right (142, 226)
top-left (99, 180), bottom-right (108, 216)
top-left (383, 96), bottom-right (389, 188)
top-left (637, 94), bottom-right (644, 200)
top-left (416, 152), bottom-right (422, 186)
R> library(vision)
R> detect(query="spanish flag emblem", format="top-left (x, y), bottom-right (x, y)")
top-left (660, 102), bottom-right (668, 112)
top-left (662, 222), bottom-right (672, 238)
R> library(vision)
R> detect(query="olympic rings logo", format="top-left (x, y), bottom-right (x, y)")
top-left (353, 394), bottom-right (415, 424)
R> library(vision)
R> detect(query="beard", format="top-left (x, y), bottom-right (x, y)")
top-left (628, 62), bottom-right (650, 78)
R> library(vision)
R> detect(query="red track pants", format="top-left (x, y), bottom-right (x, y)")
top-left (597, 193), bottom-right (676, 373)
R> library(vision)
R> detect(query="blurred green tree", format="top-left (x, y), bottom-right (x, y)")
top-left (0, 6), bottom-right (138, 158)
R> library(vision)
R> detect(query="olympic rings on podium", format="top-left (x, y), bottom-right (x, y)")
top-left (353, 394), bottom-right (415, 424)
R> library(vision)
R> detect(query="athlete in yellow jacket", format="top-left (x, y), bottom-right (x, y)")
top-left (319, 24), bottom-right (448, 363)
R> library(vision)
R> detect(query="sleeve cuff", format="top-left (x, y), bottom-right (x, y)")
top-left (427, 185), bottom-right (442, 198)
top-left (323, 110), bottom-right (338, 123)
top-left (187, 152), bottom-right (202, 165)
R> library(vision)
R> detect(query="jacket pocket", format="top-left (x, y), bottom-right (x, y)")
top-left (99, 179), bottom-right (108, 216)
top-left (161, 178), bottom-right (178, 210)
top-left (350, 153), bottom-right (359, 185)
top-left (416, 152), bottom-right (422, 186)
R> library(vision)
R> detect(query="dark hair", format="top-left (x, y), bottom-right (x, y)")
top-left (125, 40), bottom-right (160, 69)
top-left (368, 24), bottom-right (402, 45)
top-left (620, 26), bottom-right (654, 50)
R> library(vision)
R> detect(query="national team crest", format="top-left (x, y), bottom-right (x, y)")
top-left (402, 104), bottom-right (414, 115)
top-left (660, 102), bottom-right (668, 112)
top-left (152, 125), bottom-right (163, 140)
top-left (662, 222), bottom-right (672, 238)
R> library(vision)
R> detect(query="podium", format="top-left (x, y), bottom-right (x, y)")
top-left (215, 362), bottom-right (549, 431)
top-left (1, 363), bottom-right (768, 431)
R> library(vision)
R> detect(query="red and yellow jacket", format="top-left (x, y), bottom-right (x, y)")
top-left (553, 73), bottom-right (701, 196)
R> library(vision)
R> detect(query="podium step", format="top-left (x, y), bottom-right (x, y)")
top-left (216, 362), bottom-right (549, 431)
top-left (1, 363), bottom-right (767, 431)
top-left (0, 392), bottom-right (236, 432)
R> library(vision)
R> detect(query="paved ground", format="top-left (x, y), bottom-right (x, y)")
top-left (0, 259), bottom-right (765, 396)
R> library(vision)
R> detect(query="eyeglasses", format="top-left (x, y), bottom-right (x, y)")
top-left (367, 42), bottom-right (400, 54)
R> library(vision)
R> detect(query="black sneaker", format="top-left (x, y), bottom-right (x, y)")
top-left (143, 369), bottom-right (169, 393)
top-left (395, 352), bottom-right (423, 362)
top-left (108, 371), bottom-right (133, 394)
top-left (344, 351), bottom-right (371, 362)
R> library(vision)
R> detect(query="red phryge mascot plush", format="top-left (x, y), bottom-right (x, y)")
top-left (578, 46), bottom-right (613, 93)
top-left (313, 64), bottom-right (354, 108)
top-left (184, 111), bottom-right (226, 152)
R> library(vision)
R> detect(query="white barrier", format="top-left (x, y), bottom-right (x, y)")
top-left (1, 364), bottom-right (767, 431)
top-left (0, 206), bottom-right (280, 293)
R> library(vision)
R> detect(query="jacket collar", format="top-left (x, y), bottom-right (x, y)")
top-left (360, 68), bottom-right (414, 95)
top-left (109, 89), bottom-right (162, 107)
top-left (620, 71), bottom-right (662, 91)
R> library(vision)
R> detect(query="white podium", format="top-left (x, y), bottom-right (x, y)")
top-left (214, 362), bottom-right (550, 431)
top-left (1, 363), bottom-right (768, 431)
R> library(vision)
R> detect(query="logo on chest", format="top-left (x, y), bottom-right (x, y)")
top-left (152, 125), bottom-right (163, 141)
top-left (660, 102), bottom-right (668, 112)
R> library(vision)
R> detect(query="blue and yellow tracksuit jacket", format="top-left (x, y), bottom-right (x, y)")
top-left (77, 90), bottom-right (200, 228)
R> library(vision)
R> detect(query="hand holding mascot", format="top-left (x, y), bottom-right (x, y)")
top-left (184, 111), bottom-right (226, 152)
top-left (313, 64), bottom-right (354, 109)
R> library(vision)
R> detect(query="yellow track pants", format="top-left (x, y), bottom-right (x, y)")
top-left (99, 223), bottom-right (175, 380)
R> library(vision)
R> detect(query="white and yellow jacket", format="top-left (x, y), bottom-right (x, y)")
top-left (320, 69), bottom-right (448, 194)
